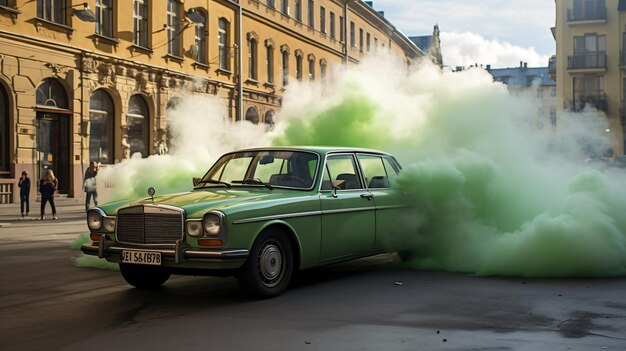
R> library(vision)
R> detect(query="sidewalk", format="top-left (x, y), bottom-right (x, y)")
top-left (0, 197), bottom-right (86, 226)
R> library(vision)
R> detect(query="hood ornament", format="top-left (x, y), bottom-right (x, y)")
top-left (148, 187), bottom-right (156, 202)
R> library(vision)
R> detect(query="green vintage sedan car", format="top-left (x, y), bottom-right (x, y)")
top-left (81, 146), bottom-right (405, 298)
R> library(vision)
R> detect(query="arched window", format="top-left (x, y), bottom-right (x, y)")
top-left (266, 42), bottom-right (274, 84)
top-left (89, 89), bottom-right (114, 164)
top-left (127, 95), bottom-right (150, 157)
top-left (282, 50), bottom-right (289, 86)
top-left (308, 54), bottom-right (315, 81)
top-left (320, 59), bottom-right (327, 81)
top-left (0, 84), bottom-right (9, 173)
top-left (295, 50), bottom-right (303, 81)
top-left (36, 78), bottom-right (68, 109)
top-left (245, 107), bottom-right (259, 124)
top-left (264, 110), bottom-right (275, 131)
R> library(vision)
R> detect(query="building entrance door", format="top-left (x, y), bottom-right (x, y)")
top-left (37, 113), bottom-right (70, 195)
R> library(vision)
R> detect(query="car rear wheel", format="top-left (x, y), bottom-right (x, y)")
top-left (119, 263), bottom-right (171, 289)
top-left (237, 229), bottom-right (294, 299)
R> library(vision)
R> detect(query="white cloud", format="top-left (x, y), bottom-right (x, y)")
top-left (441, 31), bottom-right (552, 69)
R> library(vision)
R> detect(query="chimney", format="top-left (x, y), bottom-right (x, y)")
top-left (378, 11), bottom-right (385, 17)
top-left (365, 1), bottom-right (373, 7)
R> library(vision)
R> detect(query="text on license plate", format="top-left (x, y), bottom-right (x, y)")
top-left (121, 250), bottom-right (162, 266)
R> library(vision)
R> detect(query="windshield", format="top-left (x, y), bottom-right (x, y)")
top-left (197, 150), bottom-right (319, 190)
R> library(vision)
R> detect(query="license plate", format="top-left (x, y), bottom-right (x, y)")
top-left (121, 250), bottom-right (162, 266)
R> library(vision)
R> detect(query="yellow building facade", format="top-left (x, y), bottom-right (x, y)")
top-left (554, 0), bottom-right (625, 156)
top-left (0, 0), bottom-right (423, 203)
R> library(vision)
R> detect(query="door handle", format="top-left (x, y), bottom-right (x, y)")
top-left (360, 193), bottom-right (373, 201)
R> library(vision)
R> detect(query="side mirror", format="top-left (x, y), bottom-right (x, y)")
top-left (332, 184), bottom-right (340, 198)
top-left (193, 177), bottom-right (201, 187)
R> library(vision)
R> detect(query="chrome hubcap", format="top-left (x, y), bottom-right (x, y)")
top-left (259, 243), bottom-right (283, 286)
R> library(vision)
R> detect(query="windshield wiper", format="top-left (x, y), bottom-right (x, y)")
top-left (196, 179), bottom-right (231, 188)
top-left (235, 178), bottom-right (273, 190)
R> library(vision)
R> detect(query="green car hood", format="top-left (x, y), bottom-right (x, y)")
top-left (98, 188), bottom-right (313, 218)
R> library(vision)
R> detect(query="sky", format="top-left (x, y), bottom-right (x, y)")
top-left (372, 0), bottom-right (556, 69)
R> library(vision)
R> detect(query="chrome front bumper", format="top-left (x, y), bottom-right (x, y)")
top-left (80, 236), bottom-right (249, 264)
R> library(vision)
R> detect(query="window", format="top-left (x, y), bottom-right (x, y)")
top-left (0, 84), bottom-right (9, 174)
top-left (281, 0), bottom-right (289, 15)
top-left (248, 37), bottom-right (258, 81)
top-left (374, 37), bottom-right (378, 48)
top-left (320, 60), bottom-right (327, 81)
top-left (573, 34), bottom-right (606, 54)
top-left (295, 0), bottom-right (302, 21)
top-left (167, 0), bottom-right (181, 57)
top-left (264, 110), bottom-right (275, 131)
top-left (357, 155), bottom-right (391, 189)
top-left (320, 7), bottom-right (326, 34)
top-left (37, 0), bottom-right (66, 25)
top-left (350, 21), bottom-right (355, 47)
top-left (96, 0), bottom-right (113, 37)
top-left (89, 90), bottom-right (114, 164)
top-left (127, 95), bottom-right (150, 158)
top-left (296, 52), bottom-right (303, 81)
top-left (194, 11), bottom-right (207, 64)
top-left (282, 49), bottom-right (289, 86)
top-left (339, 16), bottom-right (344, 42)
top-left (308, 55), bottom-right (315, 81)
top-left (329, 12), bottom-right (335, 39)
top-left (359, 28), bottom-right (363, 52)
top-left (133, 0), bottom-right (149, 47)
top-left (321, 155), bottom-right (362, 191)
top-left (245, 107), bottom-right (259, 124)
top-left (218, 18), bottom-right (229, 70)
top-left (266, 44), bottom-right (274, 84)
top-left (307, 0), bottom-right (314, 28)
top-left (571, 0), bottom-right (606, 20)
top-left (267, 0), bottom-right (275, 9)
top-left (36, 79), bottom-right (68, 109)
top-left (550, 107), bottom-right (557, 128)
top-left (366, 32), bottom-right (370, 52)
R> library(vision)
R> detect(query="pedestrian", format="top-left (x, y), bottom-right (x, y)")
top-left (18, 170), bottom-right (31, 218)
top-left (39, 169), bottom-right (58, 220)
top-left (84, 161), bottom-right (99, 212)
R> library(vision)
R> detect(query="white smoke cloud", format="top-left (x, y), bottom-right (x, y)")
top-left (441, 31), bottom-right (552, 69)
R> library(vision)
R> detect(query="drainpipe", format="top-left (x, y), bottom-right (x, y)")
top-left (79, 53), bottom-right (85, 194)
top-left (237, 0), bottom-right (243, 121)
top-left (342, 0), bottom-right (349, 64)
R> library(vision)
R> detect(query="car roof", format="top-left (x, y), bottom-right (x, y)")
top-left (232, 146), bottom-right (394, 157)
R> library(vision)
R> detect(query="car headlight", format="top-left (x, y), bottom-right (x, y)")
top-left (186, 220), bottom-right (203, 237)
top-left (102, 217), bottom-right (116, 232)
top-left (87, 209), bottom-right (103, 230)
top-left (203, 213), bottom-right (221, 236)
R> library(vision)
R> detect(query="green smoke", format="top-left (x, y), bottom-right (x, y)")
top-left (273, 54), bottom-right (626, 277)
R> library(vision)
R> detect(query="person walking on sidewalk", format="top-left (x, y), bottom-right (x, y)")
top-left (83, 161), bottom-right (99, 212)
top-left (39, 169), bottom-right (58, 220)
top-left (18, 170), bottom-right (31, 218)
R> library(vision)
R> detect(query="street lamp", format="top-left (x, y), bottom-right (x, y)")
top-left (71, 2), bottom-right (96, 23)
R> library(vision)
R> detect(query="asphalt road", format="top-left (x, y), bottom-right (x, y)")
top-left (1, 200), bottom-right (625, 351)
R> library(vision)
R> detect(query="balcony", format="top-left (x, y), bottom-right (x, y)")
top-left (567, 7), bottom-right (607, 23)
top-left (567, 93), bottom-right (608, 113)
top-left (567, 53), bottom-right (607, 70)
top-left (548, 55), bottom-right (557, 80)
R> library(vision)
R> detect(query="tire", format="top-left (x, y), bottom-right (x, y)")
top-left (119, 263), bottom-right (171, 289)
top-left (397, 250), bottom-right (414, 262)
top-left (237, 229), bottom-right (294, 299)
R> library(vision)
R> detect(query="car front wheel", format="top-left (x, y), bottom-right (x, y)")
top-left (119, 263), bottom-right (171, 289)
top-left (237, 230), bottom-right (294, 299)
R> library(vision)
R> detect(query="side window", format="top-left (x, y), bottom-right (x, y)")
top-left (322, 155), bottom-right (362, 190)
top-left (358, 155), bottom-right (389, 189)
top-left (382, 157), bottom-right (399, 185)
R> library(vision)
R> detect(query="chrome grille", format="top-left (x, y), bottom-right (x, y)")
top-left (116, 205), bottom-right (183, 244)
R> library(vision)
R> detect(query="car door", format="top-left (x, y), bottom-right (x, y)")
top-left (319, 153), bottom-right (376, 260)
top-left (356, 154), bottom-right (404, 250)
